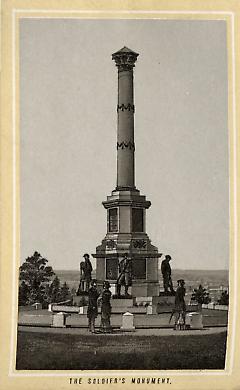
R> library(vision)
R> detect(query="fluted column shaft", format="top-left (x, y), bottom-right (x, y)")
top-left (112, 47), bottom-right (139, 191)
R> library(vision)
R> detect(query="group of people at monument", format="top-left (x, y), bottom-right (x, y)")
top-left (78, 253), bottom-right (112, 333)
top-left (87, 279), bottom-right (112, 333)
top-left (78, 252), bottom-right (132, 333)
top-left (78, 252), bottom-right (187, 332)
top-left (161, 254), bottom-right (186, 329)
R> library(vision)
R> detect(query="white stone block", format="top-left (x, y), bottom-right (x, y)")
top-left (78, 307), bottom-right (84, 314)
top-left (32, 302), bottom-right (42, 310)
top-left (78, 306), bottom-right (88, 315)
top-left (121, 312), bottom-right (135, 331)
top-left (188, 312), bottom-right (203, 329)
top-left (52, 312), bottom-right (66, 328)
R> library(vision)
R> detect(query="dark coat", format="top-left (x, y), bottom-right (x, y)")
top-left (87, 287), bottom-right (99, 319)
top-left (175, 286), bottom-right (186, 311)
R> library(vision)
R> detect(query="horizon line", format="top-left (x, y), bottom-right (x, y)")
top-left (54, 268), bottom-right (229, 272)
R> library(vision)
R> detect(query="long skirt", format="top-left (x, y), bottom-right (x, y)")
top-left (101, 304), bottom-right (112, 332)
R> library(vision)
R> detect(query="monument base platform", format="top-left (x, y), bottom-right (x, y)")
top-left (134, 295), bottom-right (175, 314)
top-left (72, 295), bottom-right (175, 315)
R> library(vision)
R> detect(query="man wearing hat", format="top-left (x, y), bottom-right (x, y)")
top-left (80, 253), bottom-right (93, 292)
top-left (161, 255), bottom-right (174, 294)
top-left (173, 279), bottom-right (186, 330)
top-left (87, 279), bottom-right (100, 333)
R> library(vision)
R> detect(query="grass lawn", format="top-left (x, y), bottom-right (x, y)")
top-left (16, 330), bottom-right (227, 370)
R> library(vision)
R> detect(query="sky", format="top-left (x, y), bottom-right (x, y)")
top-left (20, 18), bottom-right (229, 270)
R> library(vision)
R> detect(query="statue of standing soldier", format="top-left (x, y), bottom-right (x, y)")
top-left (116, 253), bottom-right (132, 297)
top-left (161, 254), bottom-right (175, 294)
top-left (79, 253), bottom-right (93, 293)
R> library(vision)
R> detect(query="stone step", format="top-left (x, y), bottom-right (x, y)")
top-left (111, 298), bottom-right (134, 307)
top-left (50, 304), bottom-right (146, 315)
top-left (111, 306), bottom-right (146, 314)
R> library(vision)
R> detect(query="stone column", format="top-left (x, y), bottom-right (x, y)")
top-left (112, 47), bottom-right (139, 190)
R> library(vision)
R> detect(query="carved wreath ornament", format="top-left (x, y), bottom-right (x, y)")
top-left (106, 240), bottom-right (116, 249)
top-left (132, 240), bottom-right (147, 249)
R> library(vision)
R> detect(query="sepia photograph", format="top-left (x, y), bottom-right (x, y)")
top-left (1, 2), bottom-right (239, 390)
top-left (16, 17), bottom-right (229, 370)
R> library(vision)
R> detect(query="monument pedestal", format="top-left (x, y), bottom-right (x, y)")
top-left (93, 190), bottom-right (162, 298)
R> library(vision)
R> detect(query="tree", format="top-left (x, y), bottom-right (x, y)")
top-left (18, 281), bottom-right (29, 306)
top-left (19, 251), bottom-right (55, 305)
top-left (191, 284), bottom-right (211, 311)
top-left (47, 276), bottom-right (62, 303)
top-left (218, 290), bottom-right (229, 306)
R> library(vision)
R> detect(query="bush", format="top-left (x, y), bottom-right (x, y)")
top-left (218, 291), bottom-right (229, 306)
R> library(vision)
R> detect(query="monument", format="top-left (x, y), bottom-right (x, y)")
top-left (93, 47), bottom-right (162, 297)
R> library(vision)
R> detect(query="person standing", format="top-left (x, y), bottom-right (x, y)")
top-left (87, 279), bottom-right (99, 333)
top-left (173, 279), bottom-right (186, 330)
top-left (161, 255), bottom-right (174, 293)
top-left (100, 281), bottom-right (112, 333)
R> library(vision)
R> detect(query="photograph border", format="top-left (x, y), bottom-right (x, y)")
top-left (1, 1), bottom-right (239, 389)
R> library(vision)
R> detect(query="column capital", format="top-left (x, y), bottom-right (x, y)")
top-left (112, 46), bottom-right (139, 71)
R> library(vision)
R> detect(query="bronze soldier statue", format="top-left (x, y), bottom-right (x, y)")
top-left (79, 253), bottom-right (93, 292)
top-left (116, 253), bottom-right (132, 297)
top-left (161, 254), bottom-right (174, 294)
